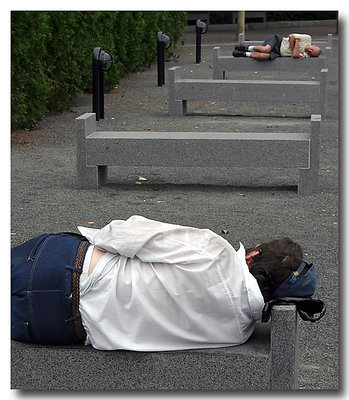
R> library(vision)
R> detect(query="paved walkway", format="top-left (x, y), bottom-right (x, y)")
top-left (11, 22), bottom-right (339, 390)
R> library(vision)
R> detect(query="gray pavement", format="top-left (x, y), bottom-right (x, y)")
top-left (11, 22), bottom-right (339, 390)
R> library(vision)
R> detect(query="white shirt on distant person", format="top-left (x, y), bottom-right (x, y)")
top-left (280, 33), bottom-right (312, 57)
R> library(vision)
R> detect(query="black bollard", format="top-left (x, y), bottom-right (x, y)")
top-left (92, 47), bottom-right (113, 121)
top-left (157, 33), bottom-right (164, 86)
top-left (157, 32), bottom-right (171, 86)
top-left (195, 19), bottom-right (208, 64)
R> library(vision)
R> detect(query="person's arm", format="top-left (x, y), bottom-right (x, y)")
top-left (78, 215), bottom-right (218, 264)
top-left (288, 34), bottom-right (301, 58)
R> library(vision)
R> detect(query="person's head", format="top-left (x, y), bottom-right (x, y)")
top-left (246, 237), bottom-right (303, 302)
top-left (305, 45), bottom-right (321, 57)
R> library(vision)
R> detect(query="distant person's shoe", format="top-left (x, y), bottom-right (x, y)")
top-left (235, 45), bottom-right (248, 51)
top-left (233, 50), bottom-right (247, 57)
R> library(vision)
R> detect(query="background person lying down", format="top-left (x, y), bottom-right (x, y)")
top-left (233, 33), bottom-right (321, 60)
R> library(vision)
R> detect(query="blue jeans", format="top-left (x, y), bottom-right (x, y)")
top-left (11, 233), bottom-right (88, 345)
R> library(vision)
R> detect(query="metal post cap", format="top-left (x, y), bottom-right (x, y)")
top-left (196, 19), bottom-right (208, 33)
top-left (99, 49), bottom-right (113, 72)
top-left (157, 31), bottom-right (171, 49)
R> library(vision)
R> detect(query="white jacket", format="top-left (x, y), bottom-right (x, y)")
top-left (78, 215), bottom-right (264, 351)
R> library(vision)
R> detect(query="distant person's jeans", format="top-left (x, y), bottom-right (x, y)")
top-left (11, 233), bottom-right (88, 345)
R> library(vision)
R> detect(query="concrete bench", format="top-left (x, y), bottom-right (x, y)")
top-left (212, 47), bottom-right (328, 119)
top-left (76, 113), bottom-right (321, 195)
top-left (168, 66), bottom-right (327, 119)
top-left (11, 305), bottom-right (299, 390)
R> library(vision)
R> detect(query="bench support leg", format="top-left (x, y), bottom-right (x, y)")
top-left (269, 305), bottom-right (299, 390)
top-left (182, 100), bottom-right (187, 115)
top-left (212, 47), bottom-right (225, 80)
top-left (76, 113), bottom-right (100, 189)
top-left (168, 66), bottom-right (187, 116)
top-left (98, 166), bottom-right (108, 186)
top-left (320, 68), bottom-right (328, 121)
top-left (169, 100), bottom-right (187, 116)
top-left (298, 115), bottom-right (321, 195)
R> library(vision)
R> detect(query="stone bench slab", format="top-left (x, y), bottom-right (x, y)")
top-left (11, 305), bottom-right (299, 390)
top-left (85, 131), bottom-right (310, 169)
top-left (76, 113), bottom-right (321, 195)
top-left (168, 66), bottom-right (326, 118)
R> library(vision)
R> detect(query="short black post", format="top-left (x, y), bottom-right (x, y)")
top-left (92, 47), bottom-right (102, 121)
top-left (92, 47), bottom-right (113, 121)
top-left (196, 24), bottom-right (202, 63)
top-left (157, 32), bottom-right (165, 86)
top-left (195, 19), bottom-right (208, 64)
top-left (156, 32), bottom-right (171, 86)
top-left (99, 69), bottom-right (105, 120)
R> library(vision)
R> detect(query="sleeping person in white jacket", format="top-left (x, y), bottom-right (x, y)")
top-left (11, 215), bottom-right (310, 350)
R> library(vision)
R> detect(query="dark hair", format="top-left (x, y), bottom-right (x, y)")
top-left (248, 237), bottom-right (303, 302)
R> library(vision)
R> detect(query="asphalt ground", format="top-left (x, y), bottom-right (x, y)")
top-left (10, 22), bottom-right (339, 390)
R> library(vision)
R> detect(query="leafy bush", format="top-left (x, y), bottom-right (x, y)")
top-left (11, 11), bottom-right (187, 130)
top-left (11, 12), bottom-right (51, 129)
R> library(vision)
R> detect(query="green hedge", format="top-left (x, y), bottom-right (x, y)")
top-left (11, 11), bottom-right (187, 130)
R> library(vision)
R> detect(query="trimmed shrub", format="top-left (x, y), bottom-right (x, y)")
top-left (11, 11), bottom-right (187, 130)
top-left (11, 12), bottom-right (51, 129)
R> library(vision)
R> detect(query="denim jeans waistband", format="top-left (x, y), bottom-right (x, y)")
top-left (11, 233), bottom-right (89, 345)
